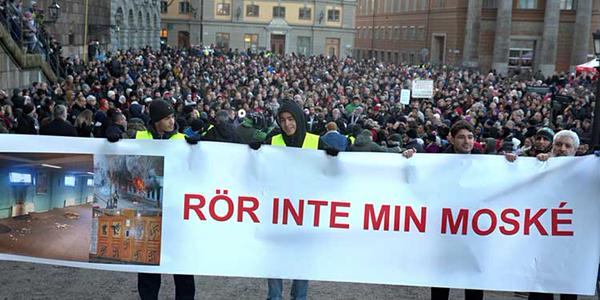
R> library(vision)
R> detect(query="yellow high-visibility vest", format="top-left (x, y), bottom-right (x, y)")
top-left (270, 133), bottom-right (319, 149)
top-left (135, 130), bottom-right (185, 140)
top-left (202, 124), bottom-right (214, 136)
top-left (346, 135), bottom-right (356, 145)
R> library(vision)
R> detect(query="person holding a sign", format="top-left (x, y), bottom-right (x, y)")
top-left (250, 100), bottom-right (337, 300)
top-left (528, 130), bottom-right (581, 300)
top-left (431, 120), bottom-right (483, 300)
top-left (108, 99), bottom-right (198, 300)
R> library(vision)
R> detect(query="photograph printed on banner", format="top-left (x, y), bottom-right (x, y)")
top-left (0, 152), bottom-right (94, 262)
top-left (89, 155), bottom-right (164, 265)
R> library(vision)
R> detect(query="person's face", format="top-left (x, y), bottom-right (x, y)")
top-left (155, 114), bottom-right (175, 133)
top-left (116, 116), bottom-right (127, 128)
top-left (534, 135), bottom-right (551, 150)
top-left (278, 112), bottom-right (297, 136)
top-left (450, 129), bottom-right (474, 154)
top-left (552, 136), bottom-right (576, 157)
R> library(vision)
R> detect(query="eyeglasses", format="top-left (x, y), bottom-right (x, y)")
top-left (535, 136), bottom-right (549, 141)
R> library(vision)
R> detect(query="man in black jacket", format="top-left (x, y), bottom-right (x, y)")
top-left (108, 100), bottom-right (198, 299)
top-left (433, 120), bottom-right (482, 300)
top-left (15, 104), bottom-right (38, 135)
top-left (39, 104), bottom-right (77, 137)
top-left (202, 110), bottom-right (241, 143)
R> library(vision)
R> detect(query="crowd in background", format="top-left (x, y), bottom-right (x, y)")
top-left (0, 44), bottom-right (596, 157)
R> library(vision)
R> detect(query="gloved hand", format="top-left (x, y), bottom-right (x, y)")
top-left (595, 150), bottom-right (600, 157)
top-left (185, 135), bottom-right (201, 145)
top-left (326, 148), bottom-right (339, 157)
top-left (107, 134), bottom-right (121, 143)
top-left (249, 142), bottom-right (262, 150)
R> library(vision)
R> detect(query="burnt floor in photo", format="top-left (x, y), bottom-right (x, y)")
top-left (0, 204), bottom-right (92, 261)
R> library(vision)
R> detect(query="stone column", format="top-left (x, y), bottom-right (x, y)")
top-left (462, 0), bottom-right (481, 69)
top-left (491, 0), bottom-right (512, 75)
top-left (570, 0), bottom-right (593, 72)
top-left (538, 0), bottom-right (561, 77)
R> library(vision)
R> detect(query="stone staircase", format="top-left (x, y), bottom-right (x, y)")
top-left (0, 22), bottom-right (57, 91)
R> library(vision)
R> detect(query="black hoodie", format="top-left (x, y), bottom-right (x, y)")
top-left (272, 100), bottom-right (324, 149)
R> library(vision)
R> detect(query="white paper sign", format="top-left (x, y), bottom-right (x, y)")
top-left (412, 79), bottom-right (434, 98)
top-left (0, 135), bottom-right (599, 295)
top-left (400, 89), bottom-right (411, 104)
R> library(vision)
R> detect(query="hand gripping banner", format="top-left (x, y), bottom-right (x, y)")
top-left (0, 135), bottom-right (599, 295)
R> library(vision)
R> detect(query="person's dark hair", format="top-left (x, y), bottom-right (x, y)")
top-left (111, 111), bottom-right (125, 124)
top-left (215, 110), bottom-right (230, 124)
top-left (450, 120), bottom-right (474, 137)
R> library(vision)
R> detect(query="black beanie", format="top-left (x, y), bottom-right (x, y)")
top-left (149, 100), bottom-right (174, 123)
top-left (191, 119), bottom-right (205, 132)
top-left (407, 128), bottom-right (418, 139)
top-left (23, 104), bottom-right (35, 115)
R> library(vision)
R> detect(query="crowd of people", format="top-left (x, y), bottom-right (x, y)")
top-left (0, 19), bottom-right (599, 298)
top-left (0, 45), bottom-right (597, 157)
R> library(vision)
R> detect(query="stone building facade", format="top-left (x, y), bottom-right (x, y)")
top-left (110, 0), bottom-right (162, 51)
top-left (354, 0), bottom-right (600, 76)
top-left (161, 0), bottom-right (356, 57)
top-left (35, 0), bottom-right (159, 58)
top-left (34, 0), bottom-right (111, 58)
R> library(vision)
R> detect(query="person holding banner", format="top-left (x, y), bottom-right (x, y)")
top-left (250, 100), bottom-right (330, 300)
top-left (527, 130), bottom-right (580, 300)
top-left (108, 99), bottom-right (198, 300)
top-left (430, 120), bottom-right (483, 300)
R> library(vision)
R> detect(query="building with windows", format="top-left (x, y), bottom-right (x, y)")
top-left (161, 0), bottom-right (356, 57)
top-left (354, 0), bottom-right (600, 76)
top-left (160, 0), bottom-right (202, 47)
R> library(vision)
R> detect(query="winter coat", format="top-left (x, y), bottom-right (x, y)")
top-left (321, 131), bottom-right (349, 151)
top-left (15, 114), bottom-right (37, 135)
top-left (349, 130), bottom-right (389, 152)
top-left (39, 118), bottom-right (77, 137)
top-left (203, 123), bottom-right (241, 143)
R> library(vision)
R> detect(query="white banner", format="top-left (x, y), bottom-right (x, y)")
top-left (412, 79), bottom-right (434, 98)
top-left (0, 135), bottom-right (599, 295)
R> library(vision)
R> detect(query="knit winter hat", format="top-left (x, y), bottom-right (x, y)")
top-left (535, 127), bottom-right (555, 142)
top-left (149, 99), bottom-right (174, 123)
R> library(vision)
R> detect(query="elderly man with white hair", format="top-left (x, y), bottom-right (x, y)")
top-left (536, 130), bottom-right (580, 161)
top-left (529, 130), bottom-right (581, 300)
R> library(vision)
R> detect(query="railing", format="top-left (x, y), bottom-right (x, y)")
top-left (0, 1), bottom-right (62, 78)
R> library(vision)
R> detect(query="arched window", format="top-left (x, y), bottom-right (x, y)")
top-left (128, 9), bottom-right (134, 27)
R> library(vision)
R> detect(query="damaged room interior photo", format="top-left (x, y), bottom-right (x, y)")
top-left (0, 153), bottom-right (94, 262)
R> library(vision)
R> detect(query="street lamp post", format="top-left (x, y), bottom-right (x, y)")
top-left (47, 1), bottom-right (61, 23)
top-left (592, 30), bottom-right (600, 150)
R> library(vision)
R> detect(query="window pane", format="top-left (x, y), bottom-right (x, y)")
top-left (65, 175), bottom-right (76, 187)
top-left (216, 33), bottom-right (230, 49)
top-left (246, 5), bottom-right (259, 16)
top-left (297, 36), bottom-right (311, 55)
top-left (327, 9), bottom-right (340, 21)
top-left (244, 34), bottom-right (259, 50)
top-left (9, 172), bottom-right (32, 184)
top-left (299, 8), bottom-right (311, 20)
top-left (273, 6), bottom-right (285, 17)
top-left (217, 3), bottom-right (230, 15)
